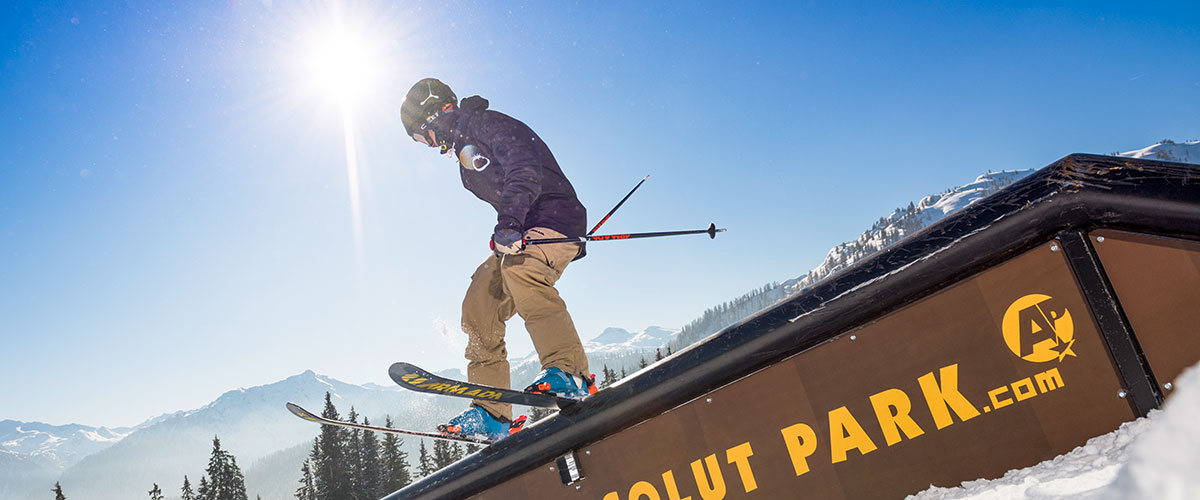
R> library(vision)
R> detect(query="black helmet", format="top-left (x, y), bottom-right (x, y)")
top-left (401, 78), bottom-right (457, 137)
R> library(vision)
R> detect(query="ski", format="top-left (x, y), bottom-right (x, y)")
top-left (285, 402), bottom-right (496, 445)
top-left (388, 362), bottom-right (581, 409)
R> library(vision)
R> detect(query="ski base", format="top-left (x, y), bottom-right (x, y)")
top-left (285, 402), bottom-right (495, 445)
top-left (388, 362), bottom-right (581, 409)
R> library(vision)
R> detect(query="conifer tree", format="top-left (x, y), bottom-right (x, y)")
top-left (432, 439), bottom-right (457, 469)
top-left (197, 476), bottom-right (209, 500)
top-left (358, 417), bottom-right (385, 499)
top-left (600, 365), bottom-right (617, 389)
top-left (417, 440), bottom-right (436, 478)
top-left (452, 442), bottom-right (467, 462)
top-left (345, 408), bottom-right (364, 496)
top-left (182, 476), bottom-right (195, 500)
top-left (380, 416), bottom-right (412, 491)
top-left (149, 483), bottom-right (164, 500)
top-left (295, 460), bottom-right (316, 500)
top-left (638, 356), bottom-right (648, 369)
top-left (313, 393), bottom-right (353, 499)
top-left (52, 482), bottom-right (66, 500)
top-left (655, 348), bottom-right (664, 361)
top-left (203, 436), bottom-right (248, 500)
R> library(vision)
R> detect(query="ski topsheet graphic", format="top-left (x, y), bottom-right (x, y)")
top-left (388, 362), bottom-right (580, 409)
top-left (285, 402), bottom-right (495, 445)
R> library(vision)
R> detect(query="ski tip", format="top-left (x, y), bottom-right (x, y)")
top-left (286, 402), bottom-right (319, 422)
top-left (388, 361), bottom-right (423, 384)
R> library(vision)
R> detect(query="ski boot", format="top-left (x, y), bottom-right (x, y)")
top-left (438, 405), bottom-right (527, 442)
top-left (524, 367), bottom-right (598, 399)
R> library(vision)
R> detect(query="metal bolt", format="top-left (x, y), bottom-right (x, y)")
top-left (585, 450), bottom-right (591, 455)
top-left (706, 397), bottom-right (713, 403)
top-left (550, 466), bottom-right (556, 472)
top-left (1050, 244), bottom-right (1060, 252)
top-left (1096, 236), bottom-right (1106, 243)
top-left (850, 334), bottom-right (857, 341)
top-left (1118, 390), bottom-right (1128, 398)
top-left (576, 485), bottom-right (582, 491)
top-left (1164, 382), bottom-right (1173, 391)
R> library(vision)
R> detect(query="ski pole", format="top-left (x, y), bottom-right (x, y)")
top-left (587, 175), bottom-right (649, 236)
top-left (526, 223), bottom-right (726, 245)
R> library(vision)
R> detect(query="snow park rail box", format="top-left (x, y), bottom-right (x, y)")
top-left (384, 154), bottom-right (1200, 500)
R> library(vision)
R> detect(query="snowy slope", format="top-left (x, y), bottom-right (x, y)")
top-left (910, 361), bottom-right (1200, 500)
top-left (781, 169), bottom-right (1033, 297)
top-left (1117, 139), bottom-right (1200, 164)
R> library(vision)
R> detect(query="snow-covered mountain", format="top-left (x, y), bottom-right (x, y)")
top-left (1117, 139), bottom-right (1200, 164)
top-left (0, 420), bottom-right (132, 468)
top-left (18, 371), bottom-right (461, 500)
top-left (587, 326), bottom-right (679, 352)
top-left (0, 421), bottom-right (139, 499)
top-left (780, 169), bottom-right (1033, 297)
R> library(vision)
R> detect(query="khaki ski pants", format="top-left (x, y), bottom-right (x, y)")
top-left (461, 227), bottom-right (589, 420)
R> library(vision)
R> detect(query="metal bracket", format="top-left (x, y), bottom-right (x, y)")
top-left (554, 450), bottom-right (584, 486)
top-left (1058, 231), bottom-right (1162, 416)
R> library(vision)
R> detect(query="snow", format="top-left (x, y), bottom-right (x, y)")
top-left (1118, 140), bottom-right (1200, 164)
top-left (909, 361), bottom-right (1200, 500)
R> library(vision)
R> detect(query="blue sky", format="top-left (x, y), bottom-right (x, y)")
top-left (2, 1), bottom-right (1197, 427)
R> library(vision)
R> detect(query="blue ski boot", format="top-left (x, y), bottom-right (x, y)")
top-left (438, 405), bottom-right (526, 442)
top-left (524, 367), bottom-right (597, 399)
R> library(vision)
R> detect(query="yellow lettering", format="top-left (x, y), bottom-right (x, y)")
top-left (464, 389), bottom-right (482, 397)
top-left (987, 386), bottom-right (1013, 409)
top-left (691, 454), bottom-right (726, 500)
top-left (780, 423), bottom-right (818, 476)
top-left (1035, 368), bottom-right (1064, 393)
top-left (445, 385), bottom-right (470, 395)
top-left (917, 364), bottom-right (980, 430)
top-left (1012, 378), bottom-right (1037, 401)
top-left (418, 381), bottom-right (441, 389)
top-left (869, 388), bottom-right (925, 446)
top-left (828, 406), bottom-right (878, 464)
top-left (725, 442), bottom-right (757, 493)
top-left (401, 374), bottom-right (418, 382)
top-left (630, 481), bottom-right (662, 500)
top-left (602, 493), bottom-right (620, 500)
top-left (662, 470), bottom-right (692, 500)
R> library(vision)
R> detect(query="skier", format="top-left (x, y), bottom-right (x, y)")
top-left (400, 78), bottom-right (596, 440)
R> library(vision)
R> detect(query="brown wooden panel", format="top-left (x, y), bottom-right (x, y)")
top-left (476, 241), bottom-right (1135, 500)
top-left (1091, 229), bottom-right (1200, 392)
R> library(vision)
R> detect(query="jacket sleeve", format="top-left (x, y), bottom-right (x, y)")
top-left (481, 113), bottom-right (542, 227)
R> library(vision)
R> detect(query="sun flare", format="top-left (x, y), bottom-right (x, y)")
top-left (302, 24), bottom-right (383, 110)
top-left (282, 4), bottom-right (405, 280)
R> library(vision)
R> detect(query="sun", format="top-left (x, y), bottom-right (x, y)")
top-left (301, 22), bottom-right (383, 111)
top-left (279, 3), bottom-right (405, 278)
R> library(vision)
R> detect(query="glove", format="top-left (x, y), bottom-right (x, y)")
top-left (491, 220), bottom-right (525, 255)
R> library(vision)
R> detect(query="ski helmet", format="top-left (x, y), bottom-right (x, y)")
top-left (401, 78), bottom-right (457, 137)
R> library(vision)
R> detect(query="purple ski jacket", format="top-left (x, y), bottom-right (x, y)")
top-left (445, 96), bottom-right (588, 257)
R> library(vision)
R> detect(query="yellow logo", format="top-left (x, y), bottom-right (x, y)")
top-left (1002, 294), bottom-right (1077, 362)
